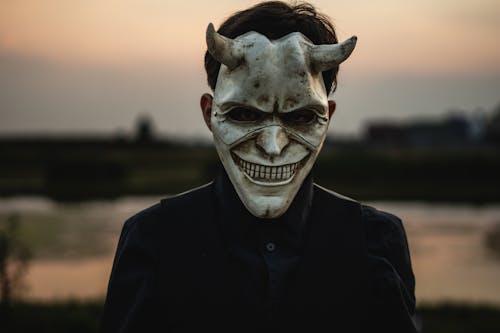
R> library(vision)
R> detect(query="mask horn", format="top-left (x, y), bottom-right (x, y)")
top-left (310, 36), bottom-right (357, 73)
top-left (206, 23), bottom-right (243, 70)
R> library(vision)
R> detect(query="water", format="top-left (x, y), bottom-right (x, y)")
top-left (374, 202), bottom-right (500, 305)
top-left (1, 197), bottom-right (500, 305)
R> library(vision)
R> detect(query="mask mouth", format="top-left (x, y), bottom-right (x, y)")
top-left (231, 153), bottom-right (308, 186)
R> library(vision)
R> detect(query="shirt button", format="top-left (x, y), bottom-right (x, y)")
top-left (265, 242), bottom-right (276, 252)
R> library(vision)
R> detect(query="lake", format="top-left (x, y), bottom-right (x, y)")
top-left (1, 196), bottom-right (500, 306)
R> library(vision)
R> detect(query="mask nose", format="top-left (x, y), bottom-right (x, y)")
top-left (256, 125), bottom-right (289, 156)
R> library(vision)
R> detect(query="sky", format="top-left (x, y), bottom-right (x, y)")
top-left (1, 0), bottom-right (500, 140)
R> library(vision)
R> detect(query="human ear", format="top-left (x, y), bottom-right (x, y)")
top-left (200, 93), bottom-right (213, 131)
top-left (328, 100), bottom-right (336, 119)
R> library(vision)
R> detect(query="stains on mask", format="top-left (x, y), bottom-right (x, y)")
top-left (283, 97), bottom-right (298, 110)
top-left (257, 94), bottom-right (269, 105)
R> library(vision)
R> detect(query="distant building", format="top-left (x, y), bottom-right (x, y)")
top-left (365, 123), bottom-right (408, 147)
top-left (485, 104), bottom-right (500, 145)
top-left (365, 113), bottom-right (485, 148)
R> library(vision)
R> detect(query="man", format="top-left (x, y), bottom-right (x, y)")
top-left (100, 2), bottom-right (417, 332)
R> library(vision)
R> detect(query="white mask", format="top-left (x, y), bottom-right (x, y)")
top-left (206, 23), bottom-right (356, 218)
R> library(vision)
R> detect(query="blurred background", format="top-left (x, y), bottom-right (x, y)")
top-left (1, 0), bottom-right (499, 332)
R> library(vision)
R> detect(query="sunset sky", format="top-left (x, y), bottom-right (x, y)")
top-left (1, 0), bottom-right (499, 139)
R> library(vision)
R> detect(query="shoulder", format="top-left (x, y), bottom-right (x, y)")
top-left (312, 184), bottom-right (412, 271)
top-left (361, 204), bottom-right (409, 255)
top-left (361, 205), bottom-right (417, 329)
top-left (313, 183), bottom-right (359, 203)
top-left (312, 184), bottom-right (406, 236)
top-left (360, 204), bottom-right (412, 274)
top-left (159, 181), bottom-right (214, 211)
top-left (312, 183), bottom-right (361, 216)
top-left (312, 184), bottom-right (409, 247)
top-left (362, 204), bottom-right (405, 235)
top-left (313, 185), bottom-right (416, 315)
top-left (361, 203), bottom-right (415, 305)
top-left (121, 182), bottom-right (214, 239)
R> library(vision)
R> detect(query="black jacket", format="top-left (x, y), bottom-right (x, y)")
top-left (100, 176), bottom-right (417, 333)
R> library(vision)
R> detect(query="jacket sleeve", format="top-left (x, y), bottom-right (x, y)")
top-left (100, 210), bottom-right (161, 333)
top-left (363, 205), bottom-right (418, 333)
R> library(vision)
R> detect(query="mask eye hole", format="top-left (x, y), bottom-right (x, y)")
top-left (282, 109), bottom-right (316, 124)
top-left (227, 107), bottom-right (264, 122)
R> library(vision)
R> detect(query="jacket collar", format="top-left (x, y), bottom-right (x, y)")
top-left (213, 169), bottom-right (314, 251)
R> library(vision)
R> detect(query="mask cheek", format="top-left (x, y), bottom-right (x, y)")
top-left (287, 121), bottom-right (329, 150)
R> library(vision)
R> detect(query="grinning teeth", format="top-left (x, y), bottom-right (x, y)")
top-left (233, 154), bottom-right (301, 182)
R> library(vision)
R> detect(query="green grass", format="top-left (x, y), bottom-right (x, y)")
top-left (1, 141), bottom-right (499, 203)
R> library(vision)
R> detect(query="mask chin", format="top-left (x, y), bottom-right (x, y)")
top-left (234, 156), bottom-right (315, 218)
top-left (242, 194), bottom-right (292, 219)
top-left (214, 137), bottom-right (316, 218)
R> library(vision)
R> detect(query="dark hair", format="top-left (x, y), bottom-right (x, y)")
top-left (204, 1), bottom-right (339, 94)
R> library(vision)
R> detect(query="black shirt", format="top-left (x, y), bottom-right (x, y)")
top-left (100, 171), bottom-right (417, 332)
top-left (214, 171), bottom-right (313, 318)
top-left (213, 170), bottom-right (416, 327)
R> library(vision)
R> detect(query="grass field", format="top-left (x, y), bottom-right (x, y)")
top-left (1, 138), bottom-right (499, 203)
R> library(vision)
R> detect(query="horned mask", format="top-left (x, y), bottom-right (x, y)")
top-left (206, 23), bottom-right (357, 218)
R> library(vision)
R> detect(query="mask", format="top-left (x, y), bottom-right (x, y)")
top-left (206, 23), bottom-right (356, 218)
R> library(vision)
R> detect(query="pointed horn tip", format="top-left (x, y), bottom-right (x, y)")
top-left (207, 23), bottom-right (215, 34)
top-left (206, 23), bottom-right (215, 39)
top-left (206, 23), bottom-right (216, 51)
